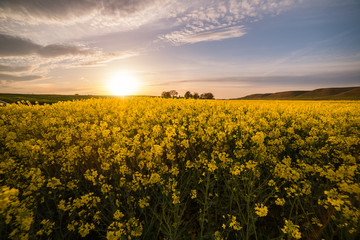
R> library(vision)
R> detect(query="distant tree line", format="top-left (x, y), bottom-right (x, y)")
top-left (161, 90), bottom-right (214, 99)
top-left (161, 90), bottom-right (178, 98)
top-left (186, 91), bottom-right (214, 99)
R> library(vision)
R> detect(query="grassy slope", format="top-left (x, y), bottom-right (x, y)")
top-left (0, 93), bottom-right (104, 105)
top-left (239, 87), bottom-right (360, 100)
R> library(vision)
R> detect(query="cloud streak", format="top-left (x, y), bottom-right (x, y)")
top-left (161, 25), bottom-right (246, 45)
top-left (0, 0), bottom-right (303, 45)
top-left (0, 73), bottom-right (42, 82)
top-left (0, 49), bottom-right (137, 85)
top-left (152, 70), bottom-right (360, 88)
top-left (0, 33), bottom-right (138, 85)
top-left (160, 0), bottom-right (302, 45)
top-left (0, 33), bottom-right (91, 57)
top-left (0, 0), bottom-right (177, 46)
top-left (0, 0), bottom-right (165, 24)
top-left (0, 64), bottom-right (31, 72)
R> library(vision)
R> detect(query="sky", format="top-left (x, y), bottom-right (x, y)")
top-left (0, 0), bottom-right (359, 99)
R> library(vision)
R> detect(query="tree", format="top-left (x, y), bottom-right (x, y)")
top-left (161, 91), bottom-right (171, 98)
top-left (169, 90), bottom-right (178, 98)
top-left (184, 91), bottom-right (192, 99)
top-left (200, 92), bottom-right (214, 99)
top-left (193, 92), bottom-right (199, 99)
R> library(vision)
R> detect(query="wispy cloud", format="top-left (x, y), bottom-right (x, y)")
top-left (160, 0), bottom-right (302, 45)
top-left (0, 0), bottom-right (167, 24)
top-left (0, 50), bottom-right (137, 83)
top-left (161, 25), bottom-right (246, 45)
top-left (0, 33), bottom-right (92, 57)
top-left (0, 0), bottom-right (303, 45)
top-left (0, 64), bottom-right (31, 72)
top-left (0, 73), bottom-right (42, 82)
top-left (0, 33), bottom-right (137, 83)
top-left (150, 70), bottom-right (360, 88)
top-left (78, 51), bottom-right (138, 66)
top-left (0, 0), bottom-right (175, 43)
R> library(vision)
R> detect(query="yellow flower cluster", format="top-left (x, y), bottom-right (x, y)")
top-left (281, 219), bottom-right (302, 239)
top-left (0, 98), bottom-right (359, 239)
top-left (190, 189), bottom-right (197, 199)
top-left (275, 198), bottom-right (285, 206)
top-left (254, 203), bottom-right (268, 217)
top-left (0, 186), bottom-right (33, 240)
top-left (228, 215), bottom-right (243, 231)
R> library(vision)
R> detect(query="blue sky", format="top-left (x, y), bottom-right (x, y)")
top-left (0, 0), bottom-right (359, 98)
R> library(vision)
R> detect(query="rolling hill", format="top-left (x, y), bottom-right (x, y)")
top-left (238, 87), bottom-right (360, 100)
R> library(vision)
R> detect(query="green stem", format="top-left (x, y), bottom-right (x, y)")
top-left (200, 171), bottom-right (210, 239)
top-left (245, 179), bottom-right (251, 240)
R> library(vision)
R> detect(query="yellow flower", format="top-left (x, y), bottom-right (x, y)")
top-left (190, 189), bottom-right (197, 199)
top-left (139, 196), bottom-right (150, 208)
top-left (311, 217), bottom-right (323, 227)
top-left (268, 180), bottom-right (276, 186)
top-left (113, 210), bottom-right (124, 220)
top-left (172, 192), bottom-right (180, 205)
top-left (254, 203), bottom-right (268, 217)
top-left (275, 198), bottom-right (285, 206)
top-left (149, 173), bottom-right (161, 184)
top-left (229, 215), bottom-right (242, 231)
top-left (214, 231), bottom-right (223, 240)
top-left (281, 220), bottom-right (302, 239)
top-left (207, 161), bottom-right (218, 172)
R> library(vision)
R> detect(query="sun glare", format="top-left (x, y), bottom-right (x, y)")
top-left (107, 71), bottom-right (140, 96)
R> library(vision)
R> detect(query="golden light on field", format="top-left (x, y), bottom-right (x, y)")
top-left (107, 71), bottom-right (140, 96)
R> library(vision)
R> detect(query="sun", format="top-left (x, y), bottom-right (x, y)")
top-left (107, 71), bottom-right (140, 96)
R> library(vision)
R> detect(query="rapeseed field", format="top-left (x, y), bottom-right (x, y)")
top-left (0, 98), bottom-right (359, 239)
